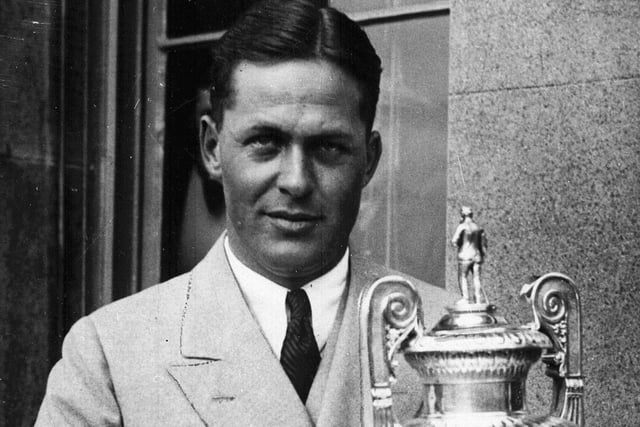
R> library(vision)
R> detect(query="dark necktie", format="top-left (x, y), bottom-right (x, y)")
top-left (280, 289), bottom-right (321, 402)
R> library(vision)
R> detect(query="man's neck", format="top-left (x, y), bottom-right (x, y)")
top-left (225, 234), bottom-right (348, 290)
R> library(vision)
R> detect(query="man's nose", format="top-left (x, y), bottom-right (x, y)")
top-left (277, 145), bottom-right (313, 198)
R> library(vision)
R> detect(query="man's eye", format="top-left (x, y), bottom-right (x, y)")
top-left (318, 141), bottom-right (346, 153)
top-left (247, 136), bottom-right (277, 148)
top-left (245, 136), bottom-right (282, 156)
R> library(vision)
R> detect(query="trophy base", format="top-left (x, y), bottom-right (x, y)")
top-left (404, 413), bottom-right (577, 427)
top-left (433, 302), bottom-right (507, 331)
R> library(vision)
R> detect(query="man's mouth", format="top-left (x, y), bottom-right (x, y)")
top-left (265, 210), bottom-right (322, 233)
top-left (267, 210), bottom-right (321, 221)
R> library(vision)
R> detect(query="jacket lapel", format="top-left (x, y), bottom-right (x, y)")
top-left (167, 236), bottom-right (313, 427)
top-left (314, 252), bottom-right (377, 427)
top-left (304, 282), bottom-right (348, 423)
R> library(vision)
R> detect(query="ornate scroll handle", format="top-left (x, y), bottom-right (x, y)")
top-left (359, 276), bottom-right (423, 427)
top-left (520, 273), bottom-right (584, 427)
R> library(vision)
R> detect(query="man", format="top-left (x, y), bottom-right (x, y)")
top-left (36, 1), bottom-right (455, 425)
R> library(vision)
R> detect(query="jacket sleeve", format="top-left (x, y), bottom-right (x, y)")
top-left (35, 316), bottom-right (122, 426)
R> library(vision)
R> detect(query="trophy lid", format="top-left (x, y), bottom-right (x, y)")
top-left (406, 303), bottom-right (553, 354)
top-left (403, 207), bottom-right (552, 384)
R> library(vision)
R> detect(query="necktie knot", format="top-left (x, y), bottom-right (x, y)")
top-left (286, 289), bottom-right (312, 320)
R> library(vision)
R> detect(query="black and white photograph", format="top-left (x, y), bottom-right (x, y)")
top-left (1, 0), bottom-right (638, 425)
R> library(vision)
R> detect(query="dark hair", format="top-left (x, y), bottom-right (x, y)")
top-left (209, 0), bottom-right (382, 131)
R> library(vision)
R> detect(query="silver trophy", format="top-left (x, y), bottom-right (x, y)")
top-left (360, 207), bottom-right (584, 427)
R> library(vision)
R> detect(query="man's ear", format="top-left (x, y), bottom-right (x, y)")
top-left (362, 130), bottom-right (382, 188)
top-left (200, 114), bottom-right (223, 182)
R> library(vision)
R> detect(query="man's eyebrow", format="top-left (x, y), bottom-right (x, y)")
top-left (245, 124), bottom-right (279, 132)
top-left (240, 122), bottom-right (353, 138)
top-left (307, 131), bottom-right (353, 141)
top-left (233, 124), bottom-right (285, 137)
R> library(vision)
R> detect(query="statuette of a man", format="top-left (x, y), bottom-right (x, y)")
top-left (451, 206), bottom-right (488, 304)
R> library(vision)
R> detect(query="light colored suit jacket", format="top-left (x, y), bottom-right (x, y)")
top-left (36, 236), bottom-right (456, 426)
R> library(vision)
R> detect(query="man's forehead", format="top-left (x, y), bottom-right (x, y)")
top-left (228, 60), bottom-right (362, 108)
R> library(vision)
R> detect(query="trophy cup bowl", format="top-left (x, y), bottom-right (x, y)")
top-left (360, 208), bottom-right (584, 427)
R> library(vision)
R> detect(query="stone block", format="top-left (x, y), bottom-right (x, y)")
top-left (0, 0), bottom-right (58, 164)
top-left (450, 0), bottom-right (640, 93)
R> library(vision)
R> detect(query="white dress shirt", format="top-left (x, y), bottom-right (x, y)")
top-left (224, 237), bottom-right (348, 358)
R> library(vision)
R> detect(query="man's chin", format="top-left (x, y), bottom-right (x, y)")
top-left (260, 242), bottom-right (344, 283)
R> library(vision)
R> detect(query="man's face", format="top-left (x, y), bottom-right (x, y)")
top-left (201, 60), bottom-right (381, 288)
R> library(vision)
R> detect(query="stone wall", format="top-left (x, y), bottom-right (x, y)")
top-left (447, 1), bottom-right (640, 424)
top-left (0, 1), bottom-right (60, 425)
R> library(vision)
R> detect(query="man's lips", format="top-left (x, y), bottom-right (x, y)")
top-left (264, 210), bottom-right (322, 232)
top-left (265, 210), bottom-right (321, 221)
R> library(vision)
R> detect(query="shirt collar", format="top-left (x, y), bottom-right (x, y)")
top-left (224, 236), bottom-right (349, 357)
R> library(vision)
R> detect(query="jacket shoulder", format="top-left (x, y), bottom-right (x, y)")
top-left (91, 272), bottom-right (190, 324)
top-left (83, 272), bottom-right (191, 359)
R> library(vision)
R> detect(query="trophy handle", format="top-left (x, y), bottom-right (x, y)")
top-left (521, 273), bottom-right (585, 427)
top-left (359, 276), bottom-right (423, 427)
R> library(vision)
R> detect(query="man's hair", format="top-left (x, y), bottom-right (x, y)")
top-left (209, 0), bottom-right (382, 131)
